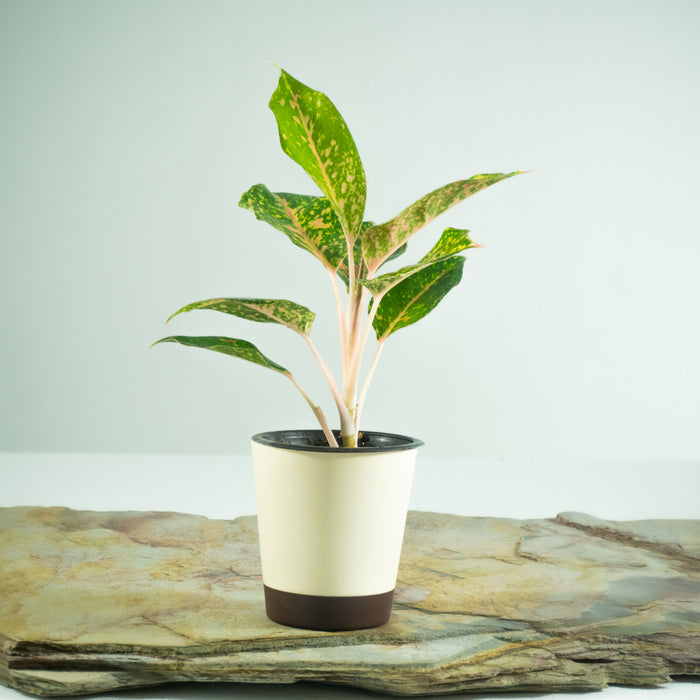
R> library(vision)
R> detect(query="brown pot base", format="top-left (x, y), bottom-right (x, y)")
top-left (263, 585), bottom-right (395, 631)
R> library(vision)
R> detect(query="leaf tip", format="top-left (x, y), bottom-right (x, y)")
top-left (165, 306), bottom-right (186, 324)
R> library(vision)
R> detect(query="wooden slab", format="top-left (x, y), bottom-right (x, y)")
top-left (0, 507), bottom-right (698, 696)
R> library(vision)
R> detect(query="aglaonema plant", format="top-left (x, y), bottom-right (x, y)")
top-left (153, 68), bottom-right (523, 448)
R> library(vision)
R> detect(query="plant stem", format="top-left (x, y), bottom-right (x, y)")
top-left (285, 372), bottom-right (339, 447)
top-left (346, 238), bottom-right (357, 311)
top-left (343, 282), bottom-right (385, 443)
top-left (328, 269), bottom-right (347, 354)
top-left (354, 338), bottom-right (385, 432)
top-left (347, 288), bottom-right (379, 397)
top-left (341, 287), bottom-right (367, 442)
top-left (342, 239), bottom-right (357, 385)
top-left (302, 335), bottom-right (355, 442)
top-left (338, 234), bottom-right (362, 447)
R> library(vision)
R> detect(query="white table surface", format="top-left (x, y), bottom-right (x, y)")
top-left (1, 452), bottom-right (698, 700)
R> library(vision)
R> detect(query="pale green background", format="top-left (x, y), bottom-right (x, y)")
top-left (1, 0), bottom-right (698, 459)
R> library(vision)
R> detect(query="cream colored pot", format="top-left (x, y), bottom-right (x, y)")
top-left (251, 430), bottom-right (422, 631)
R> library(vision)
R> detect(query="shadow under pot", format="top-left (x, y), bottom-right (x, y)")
top-left (251, 429), bottom-right (422, 631)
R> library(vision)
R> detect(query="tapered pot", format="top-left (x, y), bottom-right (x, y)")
top-left (251, 429), bottom-right (422, 631)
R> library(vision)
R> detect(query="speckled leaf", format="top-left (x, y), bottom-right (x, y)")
top-left (269, 69), bottom-right (366, 241)
top-left (421, 227), bottom-right (476, 263)
top-left (239, 184), bottom-right (346, 271)
top-left (360, 228), bottom-right (475, 297)
top-left (362, 172), bottom-right (520, 272)
top-left (151, 336), bottom-right (289, 374)
top-left (166, 298), bottom-right (315, 336)
top-left (372, 256), bottom-right (465, 340)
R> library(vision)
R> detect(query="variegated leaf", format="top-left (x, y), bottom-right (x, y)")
top-left (269, 69), bottom-right (366, 241)
top-left (166, 298), bottom-right (315, 336)
top-left (239, 184), bottom-right (346, 271)
top-left (372, 256), bottom-right (466, 340)
top-left (421, 227), bottom-right (477, 263)
top-left (360, 228), bottom-right (475, 297)
top-left (151, 336), bottom-right (289, 374)
top-left (362, 172), bottom-right (521, 272)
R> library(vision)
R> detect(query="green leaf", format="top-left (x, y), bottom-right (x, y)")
top-left (372, 256), bottom-right (466, 340)
top-left (421, 227), bottom-right (477, 263)
top-left (360, 227), bottom-right (475, 297)
top-left (361, 172), bottom-right (521, 273)
top-left (151, 336), bottom-right (289, 374)
top-left (239, 184), bottom-right (346, 271)
top-left (269, 68), bottom-right (366, 241)
top-left (166, 298), bottom-right (315, 336)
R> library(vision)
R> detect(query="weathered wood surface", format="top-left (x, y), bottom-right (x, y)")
top-left (0, 506), bottom-right (698, 697)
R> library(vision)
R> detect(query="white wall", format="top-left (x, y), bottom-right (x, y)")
top-left (1, 0), bottom-right (698, 459)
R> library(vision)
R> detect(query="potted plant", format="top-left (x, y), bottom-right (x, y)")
top-left (153, 67), bottom-right (522, 631)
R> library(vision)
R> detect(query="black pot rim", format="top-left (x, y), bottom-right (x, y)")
top-left (251, 429), bottom-right (424, 453)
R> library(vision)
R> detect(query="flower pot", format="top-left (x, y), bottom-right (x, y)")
top-left (251, 429), bottom-right (422, 631)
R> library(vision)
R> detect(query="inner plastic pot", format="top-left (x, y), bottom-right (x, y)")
top-left (252, 429), bottom-right (424, 452)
